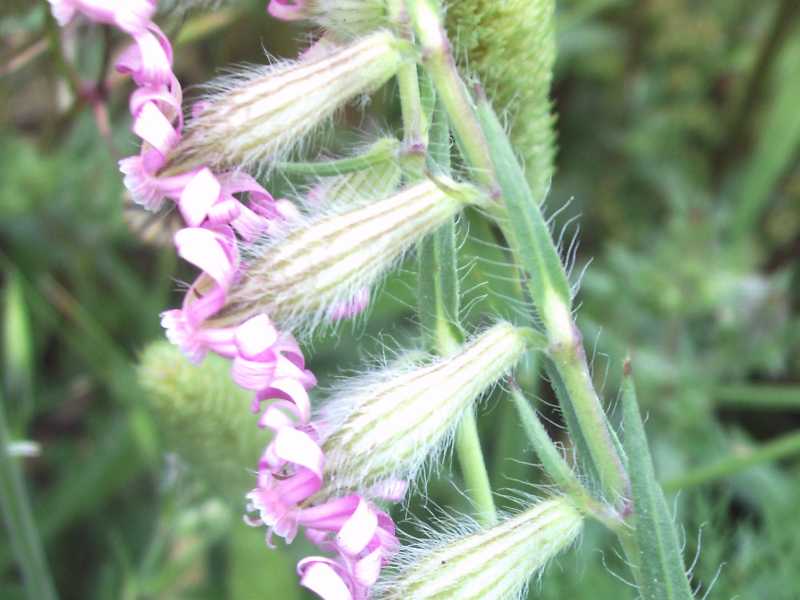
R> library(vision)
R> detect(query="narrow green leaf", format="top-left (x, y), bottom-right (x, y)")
top-left (2, 269), bottom-right (34, 428)
top-left (474, 93), bottom-right (572, 310)
top-left (663, 429), bottom-right (800, 492)
top-left (0, 390), bottom-right (58, 600)
top-left (731, 36), bottom-right (800, 236)
top-left (622, 362), bottom-right (694, 600)
top-left (714, 384), bottom-right (800, 410)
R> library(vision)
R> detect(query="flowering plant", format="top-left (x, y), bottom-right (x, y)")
top-left (11, 0), bottom-right (715, 598)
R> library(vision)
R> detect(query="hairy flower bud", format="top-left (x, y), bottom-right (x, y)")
top-left (163, 31), bottom-right (407, 175)
top-left (209, 176), bottom-right (479, 332)
top-left (316, 322), bottom-right (529, 496)
top-left (376, 497), bottom-right (583, 600)
top-left (270, 0), bottom-right (389, 40)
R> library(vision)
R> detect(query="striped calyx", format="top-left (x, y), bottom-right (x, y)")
top-left (377, 497), bottom-right (583, 600)
top-left (211, 176), bottom-right (479, 332)
top-left (317, 322), bottom-right (529, 496)
top-left (163, 30), bottom-right (408, 174)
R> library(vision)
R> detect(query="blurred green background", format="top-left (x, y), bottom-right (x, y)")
top-left (1, 0), bottom-right (799, 598)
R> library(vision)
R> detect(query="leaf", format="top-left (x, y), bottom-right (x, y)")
top-left (474, 93), bottom-right (573, 312)
top-left (622, 361), bottom-right (694, 600)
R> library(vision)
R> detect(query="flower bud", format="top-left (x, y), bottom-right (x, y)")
top-left (208, 176), bottom-right (479, 332)
top-left (317, 322), bottom-right (529, 496)
top-left (377, 497), bottom-right (583, 600)
top-left (163, 31), bottom-right (408, 175)
top-left (269, 0), bottom-right (388, 40)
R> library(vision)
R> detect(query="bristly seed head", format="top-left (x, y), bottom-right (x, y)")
top-left (206, 176), bottom-right (480, 333)
top-left (375, 497), bottom-right (583, 600)
top-left (315, 322), bottom-right (529, 497)
top-left (162, 30), bottom-right (409, 175)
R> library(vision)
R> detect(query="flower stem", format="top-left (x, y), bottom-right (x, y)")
top-left (412, 69), bottom-right (497, 525)
top-left (406, 0), bottom-right (628, 505)
top-left (0, 391), bottom-right (58, 600)
top-left (510, 385), bottom-right (618, 530)
top-left (274, 137), bottom-right (400, 177)
top-left (454, 410), bottom-right (498, 526)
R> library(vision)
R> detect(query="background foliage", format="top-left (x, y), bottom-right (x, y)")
top-left (1, 0), bottom-right (799, 598)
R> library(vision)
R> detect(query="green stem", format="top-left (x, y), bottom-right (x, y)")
top-left (510, 385), bottom-right (619, 530)
top-left (455, 410), bottom-right (498, 526)
top-left (714, 384), bottom-right (800, 410)
top-left (413, 82), bottom-right (496, 525)
top-left (405, 0), bottom-right (495, 185)
top-left (273, 138), bottom-right (399, 177)
top-left (389, 0), bottom-right (429, 177)
top-left (0, 391), bottom-right (58, 600)
top-left (663, 429), bottom-right (800, 492)
top-left (406, 0), bottom-right (628, 504)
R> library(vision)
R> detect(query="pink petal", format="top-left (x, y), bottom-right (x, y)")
top-left (353, 547), bottom-right (383, 587)
top-left (179, 168), bottom-right (221, 227)
top-left (173, 227), bottom-right (237, 288)
top-left (235, 314), bottom-right (280, 358)
top-left (272, 427), bottom-right (324, 478)
top-left (336, 499), bottom-right (378, 556)
top-left (132, 101), bottom-right (178, 157)
top-left (298, 560), bottom-right (354, 600)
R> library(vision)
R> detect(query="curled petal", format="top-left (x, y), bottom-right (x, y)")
top-left (234, 313), bottom-right (280, 358)
top-left (118, 155), bottom-right (195, 210)
top-left (178, 168), bottom-right (222, 227)
top-left (353, 547), bottom-right (382, 587)
top-left (133, 101), bottom-right (179, 158)
top-left (298, 559), bottom-right (354, 600)
top-left (336, 499), bottom-right (378, 556)
top-left (173, 227), bottom-right (238, 290)
top-left (48, 0), bottom-right (156, 34)
top-left (117, 25), bottom-right (174, 86)
top-left (271, 427), bottom-right (324, 479)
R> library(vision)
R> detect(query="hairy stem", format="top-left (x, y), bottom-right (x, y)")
top-left (406, 0), bottom-right (628, 504)
top-left (414, 83), bottom-right (497, 525)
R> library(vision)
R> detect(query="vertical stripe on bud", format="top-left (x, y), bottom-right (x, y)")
top-left (377, 497), bottom-right (583, 600)
top-left (317, 322), bottom-right (528, 496)
top-left (163, 30), bottom-right (408, 174)
top-left (212, 176), bottom-right (479, 332)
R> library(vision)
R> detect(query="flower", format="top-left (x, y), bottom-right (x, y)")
top-left (246, 322), bottom-right (530, 599)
